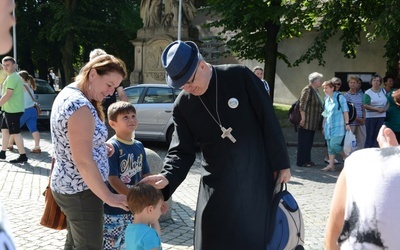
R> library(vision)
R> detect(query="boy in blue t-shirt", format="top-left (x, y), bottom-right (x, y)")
top-left (103, 101), bottom-right (151, 249)
top-left (125, 182), bottom-right (164, 250)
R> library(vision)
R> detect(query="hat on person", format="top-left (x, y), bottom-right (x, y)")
top-left (161, 40), bottom-right (200, 89)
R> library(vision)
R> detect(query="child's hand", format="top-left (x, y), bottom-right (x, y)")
top-left (150, 221), bottom-right (162, 236)
top-left (161, 200), bottom-right (169, 214)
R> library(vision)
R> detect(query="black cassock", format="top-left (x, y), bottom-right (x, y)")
top-left (161, 65), bottom-right (290, 250)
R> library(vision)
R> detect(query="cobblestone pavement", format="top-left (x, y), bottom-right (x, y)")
top-left (0, 129), bottom-right (341, 249)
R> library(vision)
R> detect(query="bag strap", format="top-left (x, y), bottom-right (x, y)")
top-left (43, 157), bottom-right (55, 196)
top-left (48, 158), bottom-right (55, 184)
top-left (336, 93), bottom-right (342, 110)
top-left (23, 84), bottom-right (36, 103)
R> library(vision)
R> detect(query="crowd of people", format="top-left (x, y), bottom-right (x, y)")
top-left (295, 72), bottom-right (399, 170)
top-left (43, 40), bottom-right (290, 249)
top-left (2, 0), bottom-right (400, 245)
top-left (0, 51), bottom-right (158, 249)
top-left (47, 41), bottom-right (400, 248)
top-left (290, 71), bottom-right (400, 248)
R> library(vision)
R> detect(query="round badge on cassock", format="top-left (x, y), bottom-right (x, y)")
top-left (228, 98), bottom-right (239, 109)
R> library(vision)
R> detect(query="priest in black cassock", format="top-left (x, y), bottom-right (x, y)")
top-left (142, 40), bottom-right (291, 250)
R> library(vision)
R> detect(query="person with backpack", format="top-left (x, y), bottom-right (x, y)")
top-left (296, 72), bottom-right (324, 167)
top-left (344, 76), bottom-right (366, 151)
top-left (321, 80), bottom-right (351, 171)
top-left (323, 77), bottom-right (344, 165)
top-left (363, 74), bottom-right (388, 148)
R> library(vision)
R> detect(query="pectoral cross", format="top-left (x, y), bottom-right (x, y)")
top-left (220, 126), bottom-right (236, 143)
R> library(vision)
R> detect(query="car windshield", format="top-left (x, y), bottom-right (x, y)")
top-left (34, 79), bottom-right (55, 94)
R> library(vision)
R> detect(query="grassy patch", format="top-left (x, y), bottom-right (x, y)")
top-left (273, 104), bottom-right (292, 128)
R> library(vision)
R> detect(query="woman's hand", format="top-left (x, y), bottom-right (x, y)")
top-left (106, 142), bottom-right (115, 157)
top-left (355, 117), bottom-right (365, 125)
top-left (106, 193), bottom-right (129, 211)
top-left (376, 107), bottom-right (386, 113)
top-left (299, 118), bottom-right (305, 127)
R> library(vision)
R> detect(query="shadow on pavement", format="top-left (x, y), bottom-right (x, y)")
top-left (6, 161), bottom-right (51, 178)
top-left (291, 167), bottom-right (340, 184)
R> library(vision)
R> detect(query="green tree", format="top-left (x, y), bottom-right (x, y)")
top-left (204, 0), bottom-right (400, 100)
top-left (14, 0), bottom-right (142, 87)
top-left (295, 0), bottom-right (400, 76)
top-left (203, 0), bottom-right (321, 101)
top-left (13, 0), bottom-right (57, 79)
top-left (48, 0), bottom-right (142, 86)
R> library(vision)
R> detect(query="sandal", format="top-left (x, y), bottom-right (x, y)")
top-left (324, 159), bottom-right (340, 164)
top-left (30, 146), bottom-right (41, 154)
top-left (321, 166), bottom-right (335, 171)
top-left (301, 163), bottom-right (313, 167)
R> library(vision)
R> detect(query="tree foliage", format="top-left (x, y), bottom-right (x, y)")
top-left (203, 0), bottom-right (321, 100)
top-left (295, 0), bottom-right (400, 73)
top-left (204, 0), bottom-right (400, 100)
top-left (13, 0), bottom-right (142, 87)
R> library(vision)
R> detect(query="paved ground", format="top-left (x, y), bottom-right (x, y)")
top-left (0, 127), bottom-right (342, 249)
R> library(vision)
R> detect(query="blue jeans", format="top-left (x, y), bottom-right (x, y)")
top-left (364, 117), bottom-right (385, 148)
top-left (20, 106), bottom-right (38, 133)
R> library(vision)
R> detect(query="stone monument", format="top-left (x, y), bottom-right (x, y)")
top-left (130, 0), bottom-right (199, 85)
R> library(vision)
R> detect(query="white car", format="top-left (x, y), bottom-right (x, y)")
top-left (34, 79), bottom-right (57, 122)
top-left (123, 84), bottom-right (181, 143)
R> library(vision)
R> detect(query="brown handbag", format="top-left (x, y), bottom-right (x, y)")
top-left (40, 158), bottom-right (67, 230)
top-left (23, 84), bottom-right (42, 115)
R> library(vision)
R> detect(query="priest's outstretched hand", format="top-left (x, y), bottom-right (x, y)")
top-left (141, 174), bottom-right (169, 189)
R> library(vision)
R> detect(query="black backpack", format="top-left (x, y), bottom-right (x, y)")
top-left (337, 94), bottom-right (357, 123)
top-left (288, 101), bottom-right (301, 125)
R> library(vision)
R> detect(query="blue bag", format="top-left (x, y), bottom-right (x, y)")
top-left (267, 182), bottom-right (305, 250)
